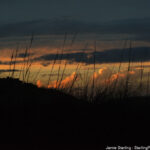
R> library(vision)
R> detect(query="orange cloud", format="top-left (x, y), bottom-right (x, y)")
top-left (129, 71), bottom-right (135, 75)
top-left (91, 72), bottom-right (99, 80)
top-left (98, 67), bottom-right (107, 75)
top-left (91, 67), bottom-right (108, 80)
top-left (108, 73), bottom-right (125, 83)
top-left (107, 70), bottom-right (136, 84)
top-left (48, 72), bottom-right (78, 89)
top-left (37, 80), bottom-right (42, 88)
top-left (91, 66), bottom-right (138, 86)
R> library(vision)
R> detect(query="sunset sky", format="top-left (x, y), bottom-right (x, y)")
top-left (0, 0), bottom-right (150, 90)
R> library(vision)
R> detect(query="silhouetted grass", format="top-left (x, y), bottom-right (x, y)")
top-left (1, 34), bottom-right (150, 149)
top-left (6, 35), bottom-right (150, 103)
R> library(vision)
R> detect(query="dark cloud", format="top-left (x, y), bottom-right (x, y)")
top-left (0, 60), bottom-right (23, 65)
top-left (0, 69), bottom-right (20, 73)
top-left (0, 18), bottom-right (150, 41)
top-left (41, 62), bottom-right (51, 67)
top-left (17, 53), bottom-right (35, 58)
top-left (1, 46), bottom-right (150, 65)
top-left (0, 19), bottom-right (99, 37)
top-left (34, 46), bottom-right (150, 64)
top-left (0, 0), bottom-right (150, 24)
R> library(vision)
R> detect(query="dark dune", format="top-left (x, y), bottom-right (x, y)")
top-left (0, 78), bottom-right (150, 150)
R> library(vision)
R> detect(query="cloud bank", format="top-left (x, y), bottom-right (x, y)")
top-left (34, 46), bottom-right (150, 64)
top-left (0, 18), bottom-right (150, 41)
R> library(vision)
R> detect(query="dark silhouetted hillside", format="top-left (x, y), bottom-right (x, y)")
top-left (0, 78), bottom-right (150, 150)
